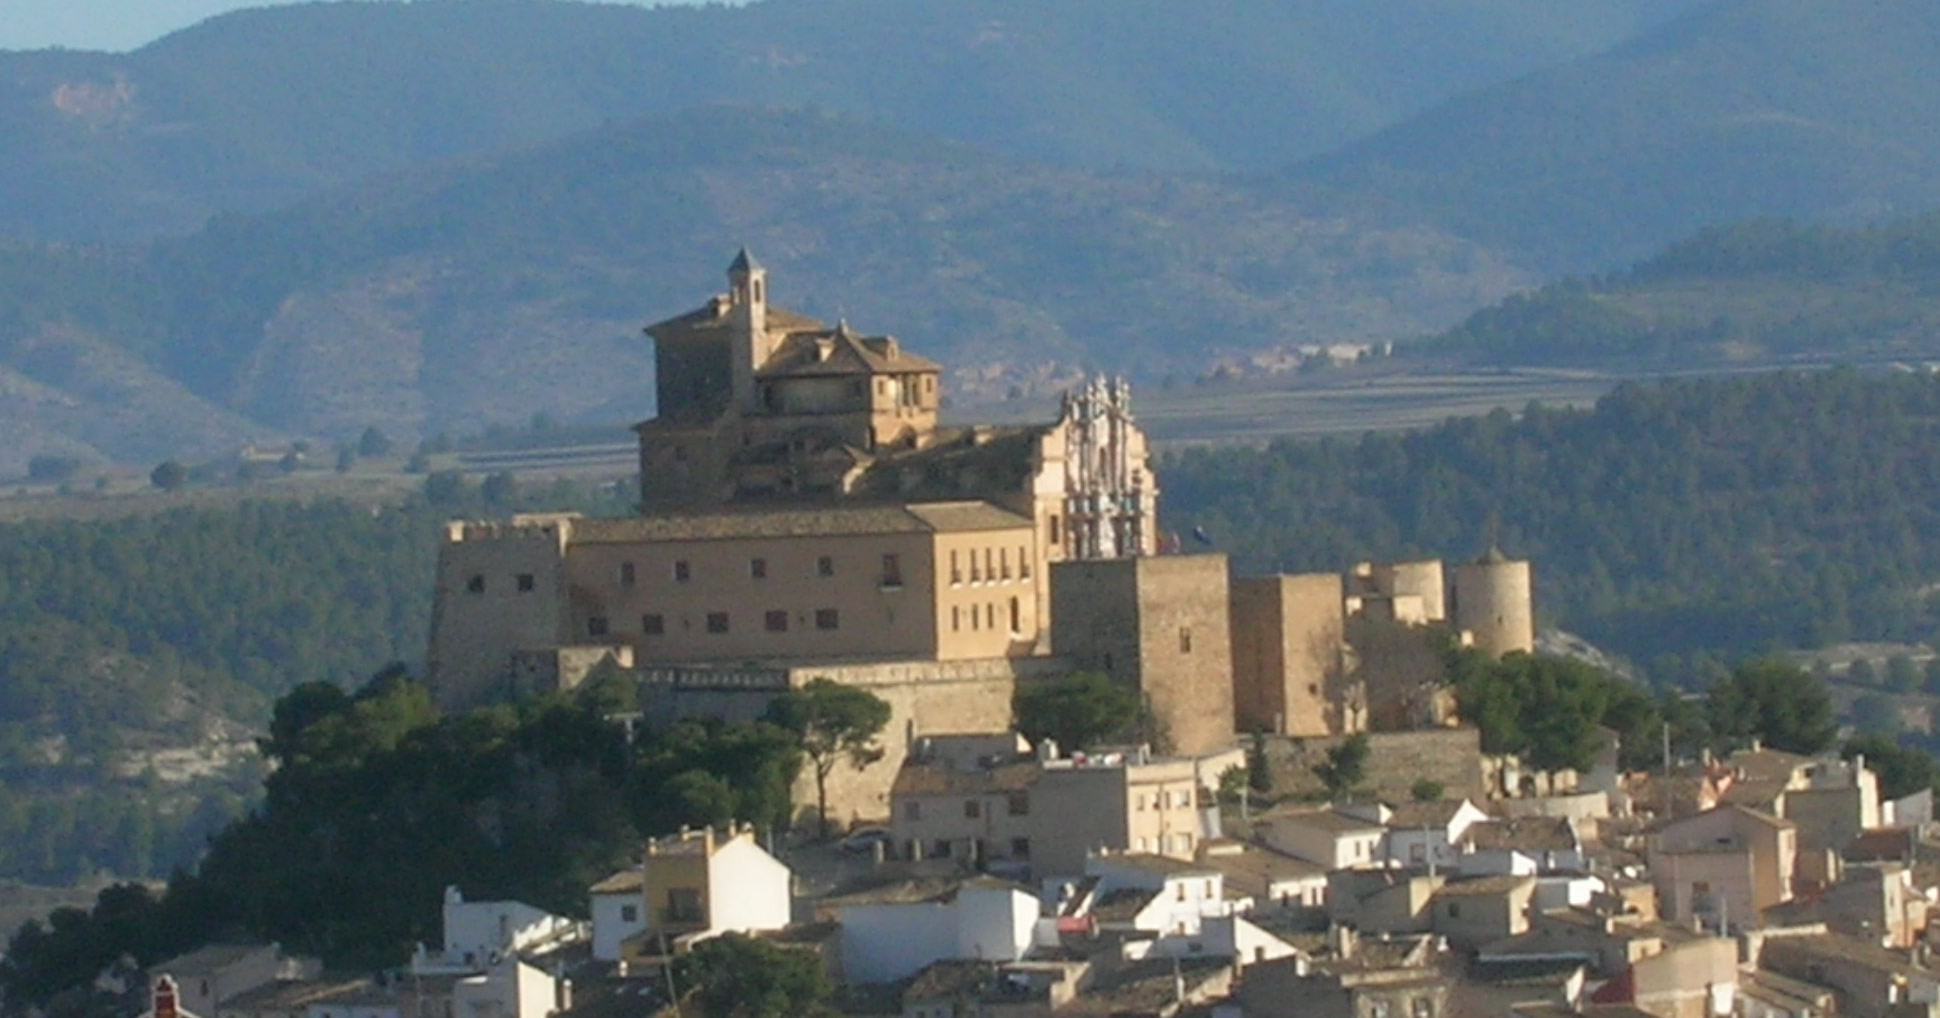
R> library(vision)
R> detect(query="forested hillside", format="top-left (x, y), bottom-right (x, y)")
top-left (1418, 215), bottom-right (1940, 366)
top-left (1290, 0), bottom-right (1940, 272)
top-left (0, 0), bottom-right (1697, 242)
top-left (1162, 369), bottom-right (1940, 669)
top-left (0, 107), bottom-right (1531, 472)
top-left (0, 475), bottom-right (625, 884)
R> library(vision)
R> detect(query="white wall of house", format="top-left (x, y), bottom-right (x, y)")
top-left (589, 891), bottom-right (644, 963)
top-left (704, 839), bottom-right (792, 935)
top-left (435, 888), bottom-right (579, 970)
top-left (1461, 849), bottom-right (1538, 877)
top-left (1263, 818), bottom-right (1383, 869)
top-left (1379, 801), bottom-right (1488, 869)
top-left (1146, 915), bottom-right (1297, 970)
top-left (837, 903), bottom-right (958, 984)
top-left (952, 883), bottom-right (1037, 966)
top-left (836, 883), bottom-right (1036, 985)
top-left (452, 960), bottom-right (556, 1018)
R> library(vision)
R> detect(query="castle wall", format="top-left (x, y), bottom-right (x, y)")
top-left (636, 656), bottom-right (1071, 829)
top-left (1231, 573), bottom-right (1346, 738)
top-left (427, 516), bottom-right (575, 712)
top-left (1050, 555), bottom-right (1235, 756)
top-left (1258, 728), bottom-right (1486, 802)
top-left (1452, 558), bottom-right (1535, 658)
top-left (566, 531), bottom-right (945, 663)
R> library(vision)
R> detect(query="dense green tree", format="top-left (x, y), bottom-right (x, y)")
top-left (1247, 731), bottom-right (1274, 794)
top-left (1850, 693), bottom-right (1902, 737)
top-left (1706, 659), bottom-right (1837, 755)
top-left (762, 679), bottom-right (889, 839)
top-left (357, 426), bottom-right (393, 458)
top-left (672, 932), bottom-right (833, 1018)
top-left (1849, 659), bottom-right (1879, 686)
top-left (1451, 650), bottom-right (1660, 772)
top-left (149, 460), bottom-right (187, 490)
top-left (1842, 734), bottom-right (1937, 801)
top-left (1887, 655), bottom-right (1921, 693)
top-left (1013, 672), bottom-right (1143, 755)
top-left (1314, 734), bottom-right (1369, 801)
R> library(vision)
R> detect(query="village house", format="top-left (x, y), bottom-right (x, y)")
top-left (1340, 798), bottom-right (1489, 870)
top-left (818, 873), bottom-right (1040, 984)
top-left (1756, 933), bottom-right (1940, 1018)
top-left (886, 734), bottom-right (1219, 879)
top-left (410, 887), bottom-right (584, 974)
top-left (1261, 808), bottom-right (1385, 869)
top-left (1461, 816), bottom-right (1585, 876)
top-left (1649, 804), bottom-right (1797, 929)
top-left (589, 824), bottom-right (791, 962)
top-left (1430, 874), bottom-right (1537, 951)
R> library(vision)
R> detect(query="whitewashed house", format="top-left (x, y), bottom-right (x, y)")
top-left (1261, 810), bottom-right (1384, 869)
top-left (587, 825), bottom-right (792, 962)
top-left (412, 888), bottom-right (584, 974)
top-left (822, 875), bottom-right (1038, 984)
top-left (1344, 799), bottom-right (1489, 870)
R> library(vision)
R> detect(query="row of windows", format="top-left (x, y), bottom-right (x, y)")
top-left (901, 791), bottom-right (1029, 821)
top-left (464, 572), bottom-right (535, 594)
top-left (900, 836), bottom-right (1029, 863)
top-left (948, 546), bottom-right (1031, 585)
top-left (587, 609), bottom-right (841, 638)
top-left (1134, 787), bottom-right (1195, 810)
top-left (951, 598), bottom-right (1022, 634)
top-left (618, 554), bottom-right (903, 587)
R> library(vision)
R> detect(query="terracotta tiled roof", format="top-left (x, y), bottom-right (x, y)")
top-left (570, 500), bottom-right (1031, 542)
top-left (1466, 817), bottom-right (1578, 853)
top-left (757, 327), bottom-right (941, 378)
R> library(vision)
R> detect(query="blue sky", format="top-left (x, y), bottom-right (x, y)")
top-left (3, 0), bottom-right (715, 52)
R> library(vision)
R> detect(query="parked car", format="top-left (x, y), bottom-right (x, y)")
top-left (839, 826), bottom-right (891, 854)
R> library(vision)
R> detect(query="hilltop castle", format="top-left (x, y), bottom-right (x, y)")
top-left (425, 252), bottom-right (1535, 824)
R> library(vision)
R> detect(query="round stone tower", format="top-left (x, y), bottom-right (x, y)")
top-left (1452, 547), bottom-right (1534, 658)
top-left (1373, 559), bottom-right (1446, 623)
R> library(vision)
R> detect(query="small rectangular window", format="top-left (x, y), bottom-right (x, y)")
top-left (999, 548), bottom-right (1010, 580)
top-left (706, 612), bottom-right (729, 634)
top-left (1049, 515), bottom-right (1061, 545)
top-left (965, 800), bottom-right (981, 819)
top-left (969, 552), bottom-right (982, 582)
top-left (620, 904), bottom-right (638, 923)
top-left (673, 560), bottom-right (690, 583)
top-left (1007, 791), bottom-right (1029, 816)
top-left (466, 574), bottom-right (485, 594)
top-left (952, 605), bottom-right (961, 632)
top-left (817, 556), bottom-right (834, 577)
top-left (1019, 547), bottom-right (1032, 579)
top-left (750, 558), bottom-right (767, 579)
top-left (620, 561), bottom-right (637, 586)
top-left (1009, 597), bottom-right (1021, 634)
top-left (642, 614), bottom-right (664, 635)
top-left (815, 608), bottom-right (839, 631)
top-left (950, 550), bottom-right (962, 585)
top-left (933, 840), bottom-right (952, 859)
top-left (516, 573), bottom-right (535, 592)
top-left (1011, 837), bottom-right (1030, 858)
top-left (765, 610), bottom-right (789, 633)
top-left (986, 603), bottom-right (996, 629)
top-left (881, 553), bottom-right (903, 588)
top-left (1180, 627), bottom-right (1193, 653)
top-left (587, 616), bottom-right (609, 637)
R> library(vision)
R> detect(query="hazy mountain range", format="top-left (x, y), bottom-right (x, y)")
top-left (4, 0), bottom-right (1940, 469)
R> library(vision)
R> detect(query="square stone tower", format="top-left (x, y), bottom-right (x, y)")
top-left (1230, 573), bottom-right (1348, 737)
top-left (1048, 555), bottom-right (1235, 755)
